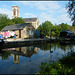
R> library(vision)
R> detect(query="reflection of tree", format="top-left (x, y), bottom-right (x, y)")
top-left (39, 42), bottom-right (74, 53)
top-left (39, 43), bottom-right (60, 51)
top-left (59, 45), bottom-right (73, 52)
top-left (39, 44), bottom-right (51, 51)
top-left (0, 51), bottom-right (11, 60)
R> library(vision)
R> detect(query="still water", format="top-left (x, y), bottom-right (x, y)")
top-left (0, 42), bottom-right (75, 74)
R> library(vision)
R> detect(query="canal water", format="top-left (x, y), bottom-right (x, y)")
top-left (0, 42), bottom-right (75, 74)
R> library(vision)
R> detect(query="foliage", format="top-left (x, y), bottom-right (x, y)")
top-left (38, 21), bottom-right (71, 37)
top-left (37, 21), bottom-right (53, 36)
top-left (38, 52), bottom-right (75, 74)
top-left (66, 0), bottom-right (75, 26)
top-left (11, 17), bottom-right (25, 24)
top-left (0, 14), bottom-right (25, 30)
top-left (0, 51), bottom-right (11, 60)
top-left (0, 14), bottom-right (15, 30)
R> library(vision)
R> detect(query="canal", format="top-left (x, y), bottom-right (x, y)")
top-left (0, 42), bottom-right (75, 74)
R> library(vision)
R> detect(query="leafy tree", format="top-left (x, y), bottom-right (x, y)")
top-left (0, 14), bottom-right (15, 30)
top-left (0, 14), bottom-right (25, 30)
top-left (11, 17), bottom-right (25, 24)
top-left (60, 23), bottom-right (70, 31)
top-left (66, 0), bottom-right (75, 26)
top-left (37, 21), bottom-right (53, 36)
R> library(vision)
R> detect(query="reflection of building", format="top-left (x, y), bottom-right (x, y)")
top-left (16, 46), bottom-right (39, 57)
top-left (2, 46), bottom-right (39, 64)
top-left (34, 47), bottom-right (39, 54)
top-left (13, 54), bottom-right (20, 64)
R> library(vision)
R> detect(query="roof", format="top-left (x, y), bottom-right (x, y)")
top-left (61, 30), bottom-right (74, 34)
top-left (23, 17), bottom-right (38, 22)
top-left (1, 23), bottom-right (30, 31)
top-left (12, 5), bottom-right (19, 8)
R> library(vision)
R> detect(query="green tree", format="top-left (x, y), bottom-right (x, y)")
top-left (60, 23), bottom-right (70, 31)
top-left (0, 14), bottom-right (15, 30)
top-left (11, 17), bottom-right (25, 24)
top-left (37, 21), bottom-right (53, 36)
top-left (66, 0), bottom-right (75, 26)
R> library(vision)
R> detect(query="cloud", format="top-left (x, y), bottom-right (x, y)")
top-left (15, 1), bottom-right (61, 10)
top-left (39, 12), bottom-right (72, 25)
top-left (40, 12), bottom-right (58, 24)
top-left (0, 8), bottom-right (12, 19)
top-left (14, 1), bottom-right (72, 25)
top-left (57, 14), bottom-right (72, 25)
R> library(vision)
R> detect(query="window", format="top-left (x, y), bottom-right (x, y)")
top-left (13, 8), bottom-right (16, 16)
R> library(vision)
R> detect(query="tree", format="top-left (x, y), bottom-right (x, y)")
top-left (66, 0), bottom-right (75, 26)
top-left (11, 17), bottom-right (25, 24)
top-left (37, 21), bottom-right (53, 36)
top-left (60, 23), bottom-right (70, 31)
top-left (53, 23), bottom-right (70, 37)
top-left (0, 14), bottom-right (15, 30)
top-left (0, 14), bottom-right (26, 30)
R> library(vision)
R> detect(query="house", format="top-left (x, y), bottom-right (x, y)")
top-left (12, 6), bottom-right (39, 29)
top-left (1, 23), bottom-right (35, 39)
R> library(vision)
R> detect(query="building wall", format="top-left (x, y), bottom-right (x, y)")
top-left (22, 25), bottom-right (35, 39)
top-left (14, 25), bottom-right (35, 39)
top-left (15, 30), bottom-right (19, 38)
top-left (25, 18), bottom-right (39, 29)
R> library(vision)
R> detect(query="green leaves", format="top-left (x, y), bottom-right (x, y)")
top-left (38, 52), bottom-right (75, 74)
top-left (66, 0), bottom-right (75, 26)
top-left (37, 21), bottom-right (53, 36)
top-left (11, 17), bottom-right (25, 24)
top-left (0, 14), bottom-right (25, 30)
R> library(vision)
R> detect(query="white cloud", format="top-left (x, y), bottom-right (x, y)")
top-left (15, 1), bottom-right (61, 10)
top-left (0, 8), bottom-right (12, 19)
top-left (13, 1), bottom-right (72, 25)
top-left (39, 12), bottom-right (72, 25)
top-left (57, 14), bottom-right (72, 25)
top-left (40, 12), bottom-right (58, 24)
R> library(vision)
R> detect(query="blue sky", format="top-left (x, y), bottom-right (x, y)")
top-left (0, 1), bottom-right (72, 25)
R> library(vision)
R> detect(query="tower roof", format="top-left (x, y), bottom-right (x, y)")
top-left (12, 5), bottom-right (19, 8)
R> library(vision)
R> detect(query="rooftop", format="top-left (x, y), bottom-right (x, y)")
top-left (23, 17), bottom-right (38, 22)
top-left (1, 23), bottom-right (30, 31)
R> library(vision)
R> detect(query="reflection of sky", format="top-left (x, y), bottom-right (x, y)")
top-left (0, 44), bottom-right (75, 74)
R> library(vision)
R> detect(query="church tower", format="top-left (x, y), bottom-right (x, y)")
top-left (12, 6), bottom-right (19, 19)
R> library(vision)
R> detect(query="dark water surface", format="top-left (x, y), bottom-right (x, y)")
top-left (0, 42), bottom-right (75, 74)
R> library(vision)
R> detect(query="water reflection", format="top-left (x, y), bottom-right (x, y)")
top-left (0, 42), bottom-right (75, 74)
top-left (2, 46), bottom-right (39, 64)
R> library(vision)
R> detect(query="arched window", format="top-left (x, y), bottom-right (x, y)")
top-left (13, 8), bottom-right (16, 16)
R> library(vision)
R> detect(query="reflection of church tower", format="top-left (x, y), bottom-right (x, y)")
top-left (12, 6), bottom-right (19, 19)
top-left (13, 54), bottom-right (20, 64)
